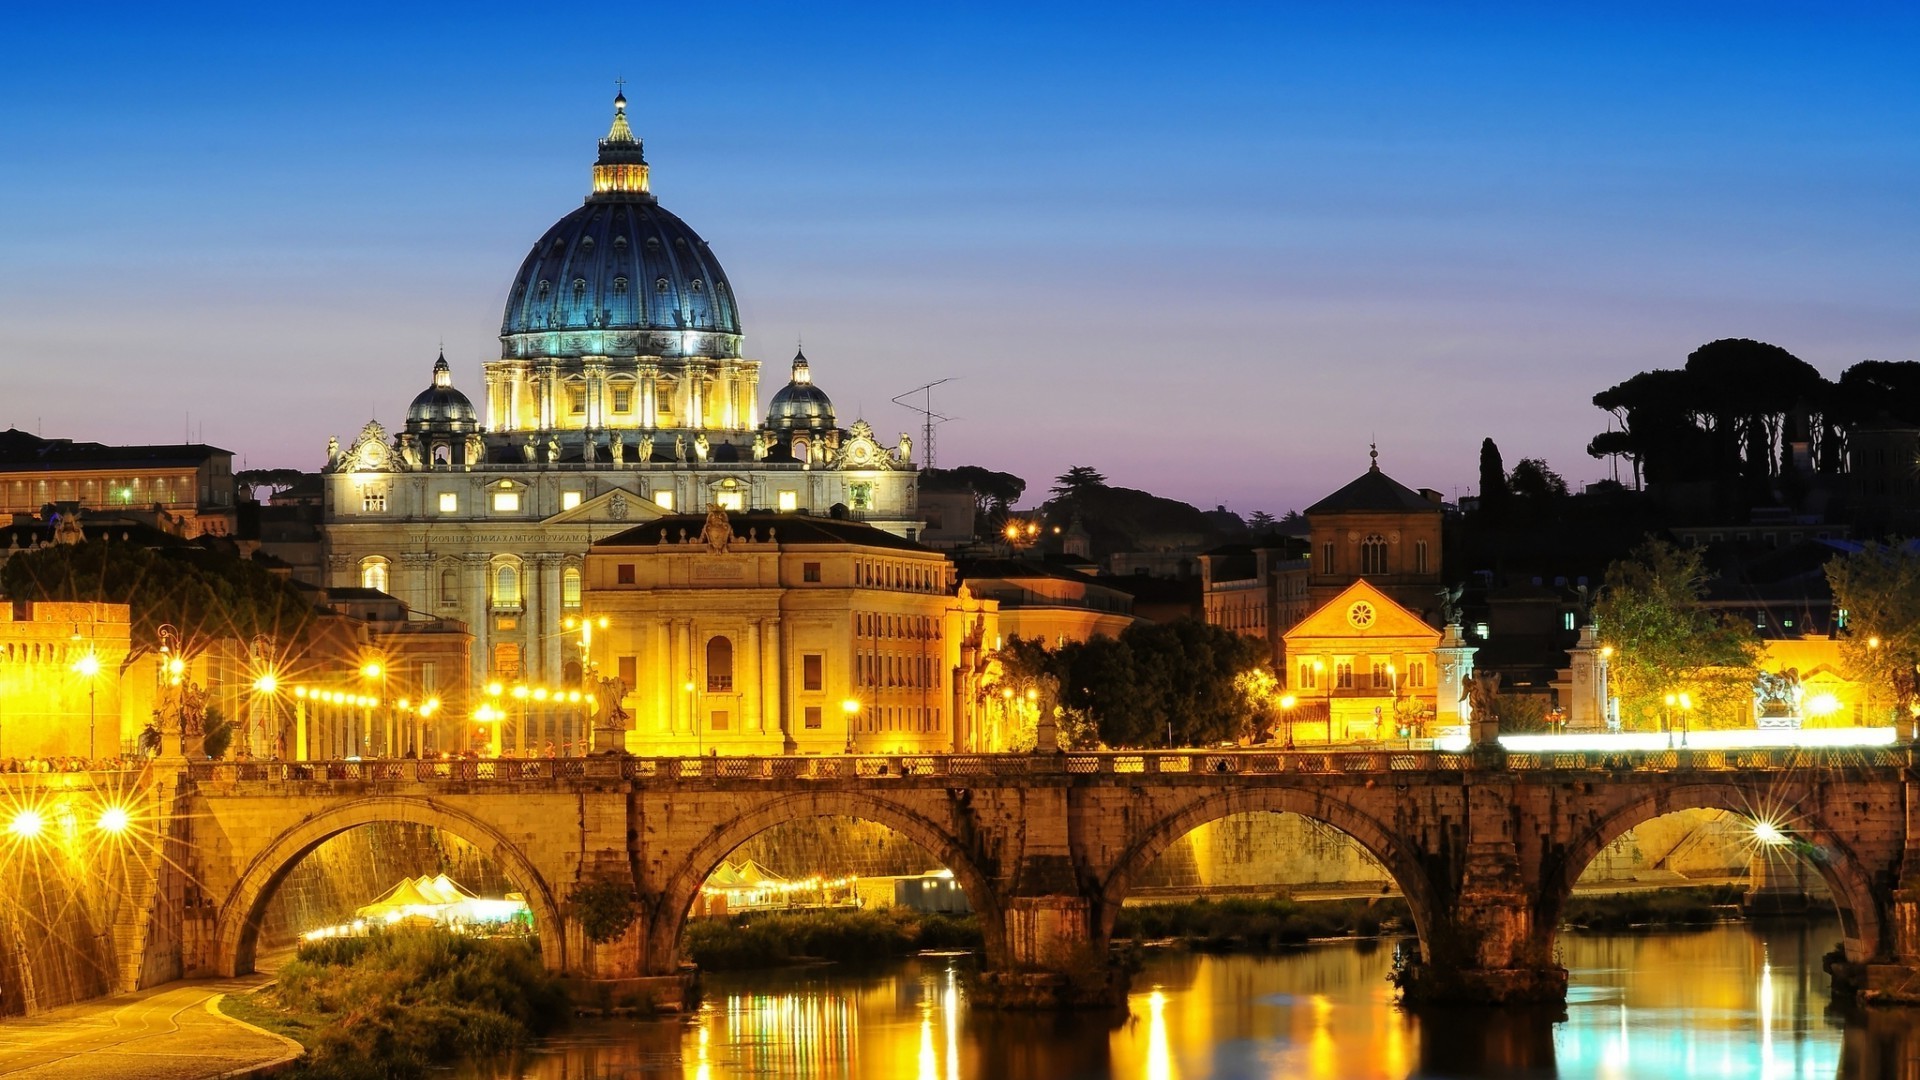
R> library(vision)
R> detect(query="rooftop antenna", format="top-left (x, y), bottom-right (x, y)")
top-left (892, 378), bottom-right (956, 469)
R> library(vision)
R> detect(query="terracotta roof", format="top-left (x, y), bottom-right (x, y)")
top-left (1304, 465), bottom-right (1436, 515)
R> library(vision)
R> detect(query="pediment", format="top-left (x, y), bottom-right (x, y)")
top-left (1285, 580), bottom-right (1440, 644)
top-left (542, 486), bottom-right (662, 526)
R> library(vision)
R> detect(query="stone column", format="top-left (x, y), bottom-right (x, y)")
top-left (741, 618), bottom-right (761, 732)
top-left (762, 616), bottom-right (785, 749)
top-left (586, 358), bottom-right (610, 429)
top-left (537, 555), bottom-right (564, 682)
top-left (686, 361), bottom-right (707, 430)
top-left (460, 553), bottom-right (492, 692)
top-left (638, 361), bottom-right (660, 429)
top-left (1434, 623), bottom-right (1475, 730)
top-left (1566, 624), bottom-right (1609, 729)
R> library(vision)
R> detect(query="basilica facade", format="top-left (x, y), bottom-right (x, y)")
top-left (320, 94), bottom-right (921, 690)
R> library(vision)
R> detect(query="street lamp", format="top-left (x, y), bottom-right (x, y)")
top-left (251, 671), bottom-right (280, 760)
top-left (841, 697), bottom-right (861, 754)
top-left (1278, 694), bottom-right (1297, 749)
top-left (71, 650), bottom-right (101, 760)
top-left (360, 661), bottom-right (387, 757)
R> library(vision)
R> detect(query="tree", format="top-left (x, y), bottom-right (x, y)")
top-left (1247, 511), bottom-right (1279, 532)
top-left (1594, 538), bottom-right (1760, 730)
top-left (0, 540), bottom-right (316, 670)
top-left (925, 465), bottom-right (1026, 516)
top-left (1507, 458), bottom-right (1568, 503)
top-left (1055, 621), bottom-right (1270, 748)
top-left (234, 468), bottom-right (309, 500)
top-left (1478, 439), bottom-right (1509, 517)
top-left (1825, 541), bottom-right (1920, 721)
top-left (1049, 466), bottom-right (1108, 503)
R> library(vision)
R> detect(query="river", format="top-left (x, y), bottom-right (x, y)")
top-left (462, 921), bottom-right (1914, 1079)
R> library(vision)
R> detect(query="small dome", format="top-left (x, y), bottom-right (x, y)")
top-left (767, 349), bottom-right (835, 432)
top-left (406, 352), bottom-right (479, 434)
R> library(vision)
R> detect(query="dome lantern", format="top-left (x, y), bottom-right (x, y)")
top-left (767, 348), bottom-right (836, 433)
top-left (592, 91), bottom-right (651, 200)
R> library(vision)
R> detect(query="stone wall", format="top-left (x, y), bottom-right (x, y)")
top-left (0, 853), bottom-right (117, 1017)
top-left (254, 822), bottom-right (515, 949)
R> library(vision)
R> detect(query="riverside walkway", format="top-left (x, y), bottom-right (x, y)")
top-left (0, 977), bottom-right (298, 1080)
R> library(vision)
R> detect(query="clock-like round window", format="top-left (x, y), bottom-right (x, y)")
top-left (1347, 601), bottom-right (1376, 629)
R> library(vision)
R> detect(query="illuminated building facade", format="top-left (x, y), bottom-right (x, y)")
top-left (1280, 580), bottom-right (1451, 742)
top-left (584, 512), bottom-right (1001, 755)
top-left (0, 429), bottom-right (236, 538)
top-left (319, 95), bottom-right (921, 693)
top-left (1305, 449), bottom-right (1445, 614)
top-left (0, 602), bottom-right (135, 759)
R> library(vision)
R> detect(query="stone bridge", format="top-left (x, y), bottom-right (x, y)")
top-left (11, 745), bottom-right (1920, 1008)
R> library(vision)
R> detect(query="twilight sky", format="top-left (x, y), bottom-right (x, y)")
top-left (1, 3), bottom-right (1915, 514)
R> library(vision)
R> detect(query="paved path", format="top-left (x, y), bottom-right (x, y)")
top-left (0, 978), bottom-right (302, 1080)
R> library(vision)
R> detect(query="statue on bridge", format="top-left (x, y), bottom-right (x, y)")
top-left (591, 673), bottom-right (632, 753)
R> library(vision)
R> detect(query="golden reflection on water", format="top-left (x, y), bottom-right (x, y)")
top-left (471, 924), bottom-right (1881, 1080)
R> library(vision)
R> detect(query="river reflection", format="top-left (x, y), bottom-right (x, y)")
top-left (467, 922), bottom-right (1917, 1079)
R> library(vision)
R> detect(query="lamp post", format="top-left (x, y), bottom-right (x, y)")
top-left (251, 672), bottom-right (279, 760)
top-left (72, 650), bottom-right (101, 760)
top-left (360, 661), bottom-right (387, 757)
top-left (1279, 694), bottom-right (1297, 749)
top-left (564, 615), bottom-right (609, 754)
top-left (841, 697), bottom-right (861, 755)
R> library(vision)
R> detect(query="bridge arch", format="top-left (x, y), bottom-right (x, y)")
top-left (1098, 787), bottom-right (1438, 957)
top-left (1539, 781), bottom-right (1882, 963)
top-left (649, 790), bottom-right (1005, 974)
top-left (213, 796), bottom-right (566, 977)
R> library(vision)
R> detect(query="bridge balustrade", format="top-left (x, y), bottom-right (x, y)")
top-left (149, 744), bottom-right (1913, 790)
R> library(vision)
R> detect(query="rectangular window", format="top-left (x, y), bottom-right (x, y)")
top-left (362, 489), bottom-right (386, 512)
top-left (1372, 662), bottom-right (1390, 688)
top-left (653, 490), bottom-right (674, 511)
top-left (492, 490), bottom-right (521, 512)
top-left (1321, 542), bottom-right (1334, 574)
top-left (1407, 661), bottom-right (1426, 688)
top-left (618, 656), bottom-right (637, 688)
top-left (1563, 611), bottom-right (1575, 631)
top-left (1297, 663), bottom-right (1317, 690)
top-left (617, 563), bottom-right (635, 585)
top-left (562, 490), bottom-right (583, 511)
top-left (569, 390), bottom-right (586, 415)
top-left (613, 388), bottom-right (632, 413)
top-left (710, 711), bottom-right (729, 731)
top-left (1415, 539), bottom-right (1428, 575)
top-left (715, 490), bottom-right (744, 511)
top-left (803, 562), bottom-right (821, 583)
top-left (777, 490), bottom-right (799, 512)
top-left (1335, 661), bottom-right (1354, 689)
top-left (805, 706), bottom-right (822, 729)
top-left (438, 492), bottom-right (458, 513)
top-left (802, 653), bottom-right (823, 692)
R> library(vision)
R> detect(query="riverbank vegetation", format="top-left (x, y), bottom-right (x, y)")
top-left (686, 907), bottom-right (982, 970)
top-left (1562, 885), bottom-right (1750, 931)
top-left (221, 929), bottom-right (569, 1080)
top-left (1115, 896), bottom-right (1409, 951)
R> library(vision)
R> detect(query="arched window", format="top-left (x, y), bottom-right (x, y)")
top-left (562, 567), bottom-right (582, 609)
top-left (1360, 534), bottom-right (1388, 575)
top-left (493, 563), bottom-right (521, 608)
top-left (439, 568), bottom-right (458, 606)
top-left (706, 636), bottom-right (734, 692)
top-left (360, 557), bottom-right (389, 593)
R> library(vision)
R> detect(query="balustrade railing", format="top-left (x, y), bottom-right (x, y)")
top-left (164, 743), bottom-right (1911, 788)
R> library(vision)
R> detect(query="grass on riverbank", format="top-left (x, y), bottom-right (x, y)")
top-left (1115, 896), bottom-right (1410, 951)
top-left (1562, 884), bottom-right (1749, 931)
top-left (686, 907), bottom-right (983, 970)
top-left (220, 930), bottom-right (569, 1080)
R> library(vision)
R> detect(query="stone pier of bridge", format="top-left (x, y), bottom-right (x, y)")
top-left (6, 745), bottom-right (1916, 1013)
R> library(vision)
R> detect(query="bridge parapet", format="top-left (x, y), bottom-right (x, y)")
top-left (174, 745), bottom-right (1912, 789)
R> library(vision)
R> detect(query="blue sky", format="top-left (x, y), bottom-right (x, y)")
top-left (1, 3), bottom-right (1914, 512)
